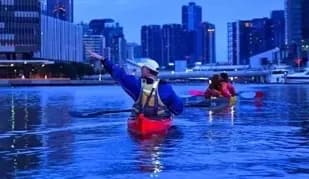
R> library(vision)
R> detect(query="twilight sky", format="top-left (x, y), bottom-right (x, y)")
top-left (75, 0), bottom-right (284, 62)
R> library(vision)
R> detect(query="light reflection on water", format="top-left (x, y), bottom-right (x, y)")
top-left (0, 84), bottom-right (308, 178)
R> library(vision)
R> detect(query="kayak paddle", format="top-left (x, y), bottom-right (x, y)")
top-left (188, 89), bottom-right (264, 99)
top-left (70, 109), bottom-right (132, 118)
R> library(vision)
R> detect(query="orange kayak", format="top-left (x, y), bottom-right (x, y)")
top-left (128, 114), bottom-right (172, 135)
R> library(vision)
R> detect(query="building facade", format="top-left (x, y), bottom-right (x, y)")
top-left (141, 25), bottom-right (163, 66)
top-left (127, 43), bottom-right (142, 60)
top-left (83, 35), bottom-right (105, 60)
top-left (88, 19), bottom-right (127, 64)
top-left (162, 24), bottom-right (186, 69)
top-left (182, 2), bottom-right (202, 64)
top-left (37, 15), bottom-right (83, 62)
top-left (182, 2), bottom-right (202, 31)
top-left (46, 0), bottom-right (73, 22)
top-left (228, 12), bottom-right (285, 65)
top-left (200, 22), bottom-right (216, 64)
top-left (270, 10), bottom-right (285, 49)
top-left (0, 0), bottom-right (41, 60)
top-left (228, 21), bottom-right (252, 65)
top-left (286, 0), bottom-right (309, 64)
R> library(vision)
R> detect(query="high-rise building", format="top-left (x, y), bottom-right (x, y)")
top-left (228, 16), bottom-right (285, 65)
top-left (83, 35), bottom-right (105, 60)
top-left (38, 15), bottom-right (83, 62)
top-left (182, 2), bottom-right (209, 65)
top-left (249, 18), bottom-right (272, 56)
top-left (200, 22), bottom-right (216, 64)
top-left (162, 24), bottom-right (186, 69)
top-left (0, 0), bottom-right (41, 60)
top-left (227, 22), bottom-right (237, 65)
top-left (141, 25), bottom-right (162, 66)
top-left (228, 21), bottom-right (252, 65)
top-left (127, 43), bottom-right (142, 60)
top-left (182, 2), bottom-right (202, 31)
top-left (88, 19), bottom-right (127, 64)
top-left (0, 0), bottom-right (82, 62)
top-left (46, 0), bottom-right (74, 22)
top-left (270, 10), bottom-right (285, 49)
top-left (286, 0), bottom-right (309, 62)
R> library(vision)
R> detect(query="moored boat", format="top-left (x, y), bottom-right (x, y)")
top-left (286, 68), bottom-right (309, 84)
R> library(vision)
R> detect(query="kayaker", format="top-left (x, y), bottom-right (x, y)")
top-left (88, 51), bottom-right (183, 119)
top-left (204, 74), bottom-right (223, 99)
top-left (220, 72), bottom-right (236, 98)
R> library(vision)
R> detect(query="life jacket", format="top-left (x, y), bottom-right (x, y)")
top-left (226, 82), bottom-right (236, 96)
top-left (131, 79), bottom-right (172, 119)
top-left (220, 82), bottom-right (232, 98)
top-left (204, 88), bottom-right (222, 99)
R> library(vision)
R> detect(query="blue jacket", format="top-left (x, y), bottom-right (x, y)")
top-left (103, 60), bottom-right (184, 115)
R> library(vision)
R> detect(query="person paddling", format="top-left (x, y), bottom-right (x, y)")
top-left (220, 72), bottom-right (236, 98)
top-left (204, 74), bottom-right (223, 99)
top-left (89, 51), bottom-right (183, 120)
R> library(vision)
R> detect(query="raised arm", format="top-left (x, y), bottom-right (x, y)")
top-left (89, 51), bottom-right (140, 100)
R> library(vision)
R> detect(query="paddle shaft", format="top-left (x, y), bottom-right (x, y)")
top-left (71, 109), bottom-right (132, 118)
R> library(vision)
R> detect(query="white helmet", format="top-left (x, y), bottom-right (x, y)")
top-left (139, 58), bottom-right (159, 72)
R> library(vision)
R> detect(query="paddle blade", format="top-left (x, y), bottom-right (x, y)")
top-left (188, 89), bottom-right (204, 96)
top-left (255, 91), bottom-right (264, 98)
top-left (238, 91), bottom-right (264, 99)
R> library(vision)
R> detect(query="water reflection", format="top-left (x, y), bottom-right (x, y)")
top-left (0, 91), bottom-right (43, 177)
top-left (129, 126), bottom-right (183, 177)
top-left (0, 85), bottom-right (308, 178)
top-left (208, 105), bottom-right (236, 126)
top-left (0, 88), bottom-right (75, 177)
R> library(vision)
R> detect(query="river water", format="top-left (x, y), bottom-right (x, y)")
top-left (0, 84), bottom-right (308, 178)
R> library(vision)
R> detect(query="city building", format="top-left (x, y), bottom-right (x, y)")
top-left (127, 43), bottom-right (142, 60)
top-left (0, 0), bottom-right (41, 60)
top-left (46, 0), bottom-right (74, 22)
top-left (88, 19), bottom-right (127, 64)
top-left (182, 2), bottom-right (202, 31)
top-left (0, 0), bottom-right (84, 78)
top-left (286, 0), bottom-right (309, 65)
top-left (200, 22), bottom-right (216, 64)
top-left (228, 11), bottom-right (286, 65)
top-left (38, 15), bottom-right (83, 62)
top-left (181, 2), bottom-right (216, 66)
top-left (162, 24), bottom-right (186, 69)
top-left (83, 35), bottom-right (105, 60)
top-left (141, 25), bottom-right (163, 66)
top-left (270, 10), bottom-right (285, 49)
top-left (182, 2), bottom-right (202, 64)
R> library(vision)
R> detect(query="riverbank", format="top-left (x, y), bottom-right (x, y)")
top-left (0, 78), bottom-right (116, 87)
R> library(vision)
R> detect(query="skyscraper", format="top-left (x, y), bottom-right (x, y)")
top-left (200, 22), bottom-right (216, 64)
top-left (47, 0), bottom-right (74, 22)
top-left (83, 35), bottom-right (105, 60)
top-left (228, 15), bottom-right (285, 65)
top-left (88, 19), bottom-right (127, 64)
top-left (141, 25), bottom-right (163, 66)
top-left (127, 43), bottom-right (142, 60)
top-left (270, 10), bottom-right (285, 49)
top-left (182, 2), bottom-right (202, 31)
top-left (0, 0), bottom-right (41, 60)
top-left (228, 21), bottom-right (252, 65)
top-left (162, 24), bottom-right (186, 69)
top-left (181, 2), bottom-right (216, 66)
top-left (249, 18), bottom-right (272, 56)
top-left (286, 0), bottom-right (309, 62)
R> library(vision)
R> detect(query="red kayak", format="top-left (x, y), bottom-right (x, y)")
top-left (128, 114), bottom-right (172, 135)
